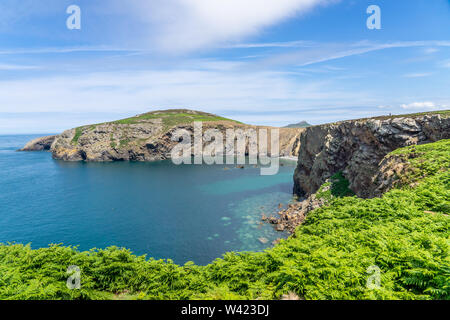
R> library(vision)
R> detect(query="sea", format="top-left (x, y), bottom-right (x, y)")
top-left (0, 134), bottom-right (297, 265)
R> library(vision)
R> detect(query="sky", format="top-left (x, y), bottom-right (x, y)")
top-left (0, 0), bottom-right (449, 133)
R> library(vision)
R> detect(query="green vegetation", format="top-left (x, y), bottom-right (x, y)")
top-left (389, 140), bottom-right (450, 187)
top-left (316, 172), bottom-right (355, 202)
top-left (113, 110), bottom-right (242, 128)
top-left (1, 140), bottom-right (448, 300)
top-left (119, 139), bottom-right (130, 148)
top-left (71, 127), bottom-right (84, 145)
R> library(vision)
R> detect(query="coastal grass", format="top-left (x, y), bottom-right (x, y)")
top-left (71, 127), bottom-right (84, 145)
top-left (113, 110), bottom-right (242, 127)
top-left (1, 140), bottom-right (449, 300)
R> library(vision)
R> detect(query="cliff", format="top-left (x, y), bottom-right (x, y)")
top-left (21, 109), bottom-right (304, 161)
top-left (18, 135), bottom-right (57, 151)
top-left (293, 111), bottom-right (450, 198)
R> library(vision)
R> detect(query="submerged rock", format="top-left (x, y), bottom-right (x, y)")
top-left (258, 237), bottom-right (269, 244)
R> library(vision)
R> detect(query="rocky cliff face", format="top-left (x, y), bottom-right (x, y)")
top-left (18, 135), bottom-right (57, 151)
top-left (21, 110), bottom-right (304, 161)
top-left (293, 112), bottom-right (450, 198)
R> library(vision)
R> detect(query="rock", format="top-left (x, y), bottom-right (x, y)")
top-left (281, 292), bottom-right (301, 300)
top-left (268, 217), bottom-right (278, 224)
top-left (264, 194), bottom-right (324, 234)
top-left (293, 113), bottom-right (450, 198)
top-left (18, 135), bottom-right (57, 151)
top-left (258, 237), bottom-right (269, 244)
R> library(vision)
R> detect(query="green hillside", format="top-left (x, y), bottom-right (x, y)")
top-left (113, 109), bottom-right (242, 126)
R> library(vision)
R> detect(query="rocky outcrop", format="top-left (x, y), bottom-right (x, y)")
top-left (293, 112), bottom-right (450, 198)
top-left (21, 110), bottom-right (304, 162)
top-left (18, 135), bottom-right (57, 151)
top-left (264, 192), bottom-right (326, 233)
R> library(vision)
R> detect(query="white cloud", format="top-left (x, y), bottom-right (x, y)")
top-left (0, 65), bottom-right (369, 116)
top-left (400, 102), bottom-right (436, 109)
top-left (126, 0), bottom-right (334, 52)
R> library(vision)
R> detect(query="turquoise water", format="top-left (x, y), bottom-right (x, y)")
top-left (0, 135), bottom-right (296, 265)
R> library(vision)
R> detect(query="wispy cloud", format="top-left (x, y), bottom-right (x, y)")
top-left (260, 40), bottom-right (450, 67)
top-left (403, 72), bottom-right (433, 78)
top-left (225, 40), bottom-right (316, 49)
top-left (0, 65), bottom-right (370, 115)
top-left (424, 47), bottom-right (439, 54)
top-left (400, 101), bottom-right (448, 110)
top-left (0, 46), bottom-right (140, 56)
top-left (0, 64), bottom-right (40, 70)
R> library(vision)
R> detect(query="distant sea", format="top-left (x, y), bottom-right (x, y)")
top-left (0, 134), bottom-right (296, 265)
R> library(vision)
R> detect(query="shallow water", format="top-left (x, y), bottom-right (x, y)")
top-left (0, 134), bottom-right (296, 265)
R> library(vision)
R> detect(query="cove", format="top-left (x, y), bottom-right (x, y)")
top-left (0, 135), bottom-right (295, 265)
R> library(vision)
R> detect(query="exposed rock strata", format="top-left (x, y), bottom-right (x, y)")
top-left (50, 123), bottom-right (302, 162)
top-left (293, 113), bottom-right (450, 198)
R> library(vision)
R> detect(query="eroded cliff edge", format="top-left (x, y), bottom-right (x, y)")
top-left (293, 111), bottom-right (450, 199)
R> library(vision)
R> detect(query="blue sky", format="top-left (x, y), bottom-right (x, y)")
top-left (0, 0), bottom-right (449, 133)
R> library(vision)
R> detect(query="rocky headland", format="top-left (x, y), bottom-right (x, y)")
top-left (266, 110), bottom-right (450, 233)
top-left (20, 109), bottom-right (304, 161)
top-left (293, 111), bottom-right (449, 198)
